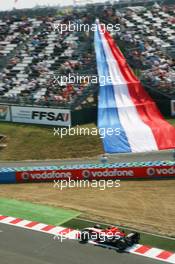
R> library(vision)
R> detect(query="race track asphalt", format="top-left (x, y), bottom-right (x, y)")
top-left (0, 223), bottom-right (165, 264)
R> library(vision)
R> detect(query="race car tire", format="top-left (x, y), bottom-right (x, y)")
top-left (125, 232), bottom-right (140, 246)
top-left (116, 239), bottom-right (127, 251)
top-left (132, 232), bottom-right (140, 244)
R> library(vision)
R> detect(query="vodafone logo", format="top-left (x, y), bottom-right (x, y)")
top-left (82, 169), bottom-right (134, 178)
top-left (82, 170), bottom-right (91, 179)
top-left (147, 168), bottom-right (155, 176)
top-left (21, 172), bottom-right (30, 180)
top-left (21, 171), bottom-right (72, 181)
top-left (31, 171), bottom-right (72, 180)
top-left (157, 167), bottom-right (175, 175)
top-left (147, 167), bottom-right (175, 176)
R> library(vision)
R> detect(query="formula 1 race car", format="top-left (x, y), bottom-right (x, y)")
top-left (79, 225), bottom-right (140, 251)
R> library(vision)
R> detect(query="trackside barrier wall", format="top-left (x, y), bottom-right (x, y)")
top-left (0, 161), bottom-right (175, 183)
top-left (0, 170), bottom-right (16, 183)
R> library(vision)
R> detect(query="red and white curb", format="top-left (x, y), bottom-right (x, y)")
top-left (0, 215), bottom-right (174, 263)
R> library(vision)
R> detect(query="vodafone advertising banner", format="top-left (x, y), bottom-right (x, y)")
top-left (16, 166), bottom-right (175, 183)
top-left (11, 106), bottom-right (71, 126)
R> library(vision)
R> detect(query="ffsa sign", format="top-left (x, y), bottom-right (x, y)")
top-left (32, 111), bottom-right (69, 122)
top-left (11, 106), bottom-right (71, 126)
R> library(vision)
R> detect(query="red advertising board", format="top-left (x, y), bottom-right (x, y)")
top-left (16, 165), bottom-right (175, 183)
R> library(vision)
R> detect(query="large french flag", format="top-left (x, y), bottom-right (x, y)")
top-left (94, 23), bottom-right (175, 153)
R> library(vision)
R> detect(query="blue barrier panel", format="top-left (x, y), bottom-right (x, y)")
top-left (0, 171), bottom-right (16, 183)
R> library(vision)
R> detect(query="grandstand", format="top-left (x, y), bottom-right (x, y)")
top-left (0, 11), bottom-right (97, 109)
top-left (0, 0), bottom-right (174, 116)
top-left (115, 3), bottom-right (175, 98)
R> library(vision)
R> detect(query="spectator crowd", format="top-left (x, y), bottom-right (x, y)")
top-left (114, 3), bottom-right (175, 97)
top-left (0, 2), bottom-right (175, 109)
top-left (0, 13), bottom-right (96, 108)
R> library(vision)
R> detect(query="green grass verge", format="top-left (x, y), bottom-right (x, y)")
top-left (0, 198), bottom-right (80, 225)
top-left (0, 119), bottom-right (174, 161)
top-left (63, 218), bottom-right (175, 252)
top-left (0, 122), bottom-right (102, 160)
